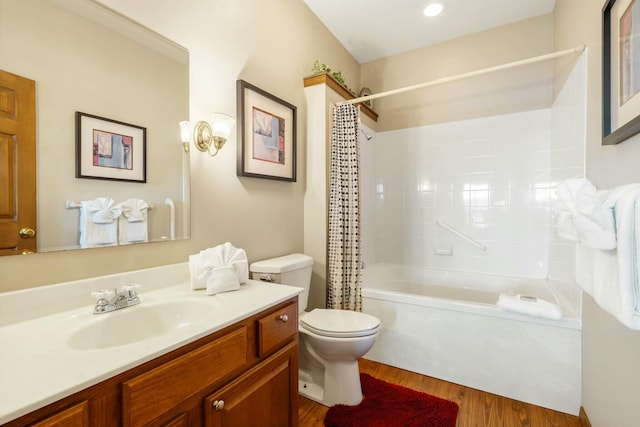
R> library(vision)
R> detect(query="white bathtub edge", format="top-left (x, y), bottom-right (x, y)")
top-left (362, 287), bottom-right (582, 330)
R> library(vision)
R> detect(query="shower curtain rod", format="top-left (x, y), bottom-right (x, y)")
top-left (337, 45), bottom-right (585, 106)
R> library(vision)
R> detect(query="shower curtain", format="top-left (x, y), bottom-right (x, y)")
top-left (327, 104), bottom-right (362, 311)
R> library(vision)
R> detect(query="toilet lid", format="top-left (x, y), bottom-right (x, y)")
top-left (300, 309), bottom-right (381, 338)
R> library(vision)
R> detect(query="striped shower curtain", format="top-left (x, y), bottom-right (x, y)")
top-left (327, 104), bottom-right (362, 311)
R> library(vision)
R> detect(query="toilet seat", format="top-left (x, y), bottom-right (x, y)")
top-left (300, 309), bottom-right (381, 338)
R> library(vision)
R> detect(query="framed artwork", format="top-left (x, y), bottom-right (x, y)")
top-left (236, 79), bottom-right (297, 181)
top-left (603, 0), bottom-right (640, 145)
top-left (76, 112), bottom-right (146, 182)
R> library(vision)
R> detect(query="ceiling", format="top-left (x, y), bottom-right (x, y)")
top-left (303, 0), bottom-right (556, 63)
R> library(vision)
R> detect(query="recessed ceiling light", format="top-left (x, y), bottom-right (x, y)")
top-left (423, 2), bottom-right (444, 17)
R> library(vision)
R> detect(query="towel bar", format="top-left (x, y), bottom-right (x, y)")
top-left (66, 200), bottom-right (154, 209)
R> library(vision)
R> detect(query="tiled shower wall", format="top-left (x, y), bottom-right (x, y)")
top-left (362, 109), bottom-right (554, 278)
top-left (361, 54), bottom-right (586, 281)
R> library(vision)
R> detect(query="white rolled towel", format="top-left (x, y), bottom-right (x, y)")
top-left (497, 293), bottom-right (562, 320)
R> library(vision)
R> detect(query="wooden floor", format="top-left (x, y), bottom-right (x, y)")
top-left (298, 359), bottom-right (583, 427)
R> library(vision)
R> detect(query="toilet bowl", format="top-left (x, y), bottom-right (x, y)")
top-left (250, 254), bottom-right (381, 407)
top-left (298, 308), bottom-right (380, 406)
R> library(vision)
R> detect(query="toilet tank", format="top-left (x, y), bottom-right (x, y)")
top-left (249, 254), bottom-right (313, 312)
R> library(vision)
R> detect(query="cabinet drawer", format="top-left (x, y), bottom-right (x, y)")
top-left (31, 401), bottom-right (89, 427)
top-left (258, 302), bottom-right (297, 357)
top-left (122, 326), bottom-right (248, 427)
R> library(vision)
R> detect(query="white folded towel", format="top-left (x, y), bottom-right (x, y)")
top-left (554, 178), bottom-right (617, 249)
top-left (118, 198), bottom-right (149, 244)
top-left (497, 293), bottom-right (562, 320)
top-left (79, 197), bottom-right (121, 248)
top-left (205, 266), bottom-right (240, 296)
top-left (576, 184), bottom-right (640, 329)
top-left (189, 242), bottom-right (249, 295)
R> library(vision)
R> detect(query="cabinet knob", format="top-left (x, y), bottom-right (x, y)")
top-left (213, 400), bottom-right (225, 411)
top-left (279, 314), bottom-right (289, 323)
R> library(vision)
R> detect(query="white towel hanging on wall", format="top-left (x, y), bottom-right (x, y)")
top-left (118, 198), bottom-right (149, 244)
top-left (78, 197), bottom-right (121, 248)
top-left (555, 178), bottom-right (640, 329)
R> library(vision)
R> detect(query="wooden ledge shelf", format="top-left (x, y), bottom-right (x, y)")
top-left (303, 73), bottom-right (378, 122)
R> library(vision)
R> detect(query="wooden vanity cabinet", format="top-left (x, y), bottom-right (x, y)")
top-left (203, 302), bottom-right (299, 427)
top-left (2, 298), bottom-right (299, 427)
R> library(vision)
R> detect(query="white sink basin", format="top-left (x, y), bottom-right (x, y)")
top-left (66, 300), bottom-right (213, 350)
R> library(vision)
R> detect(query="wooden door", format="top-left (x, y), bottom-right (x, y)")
top-left (0, 69), bottom-right (36, 255)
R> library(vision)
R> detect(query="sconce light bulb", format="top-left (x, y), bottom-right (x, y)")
top-left (211, 113), bottom-right (235, 140)
top-left (179, 121), bottom-right (191, 152)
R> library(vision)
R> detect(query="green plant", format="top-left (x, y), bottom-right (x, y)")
top-left (312, 60), bottom-right (354, 95)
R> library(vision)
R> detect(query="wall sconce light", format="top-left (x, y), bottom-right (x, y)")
top-left (179, 120), bottom-right (191, 153)
top-left (179, 113), bottom-right (235, 156)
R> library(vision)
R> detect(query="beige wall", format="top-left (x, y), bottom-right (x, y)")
top-left (0, 0), bottom-right (360, 292)
top-left (360, 14), bottom-right (554, 132)
top-left (554, 0), bottom-right (640, 425)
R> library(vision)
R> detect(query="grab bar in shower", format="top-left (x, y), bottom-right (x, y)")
top-left (165, 197), bottom-right (176, 240)
top-left (435, 219), bottom-right (488, 252)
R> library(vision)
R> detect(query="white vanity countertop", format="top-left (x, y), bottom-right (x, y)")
top-left (0, 277), bottom-right (302, 424)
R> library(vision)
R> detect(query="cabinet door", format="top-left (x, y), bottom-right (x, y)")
top-left (205, 343), bottom-right (298, 427)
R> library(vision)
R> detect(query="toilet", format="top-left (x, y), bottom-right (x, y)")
top-left (250, 254), bottom-right (381, 407)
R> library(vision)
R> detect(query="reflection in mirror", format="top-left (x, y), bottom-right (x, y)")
top-left (0, 0), bottom-right (190, 253)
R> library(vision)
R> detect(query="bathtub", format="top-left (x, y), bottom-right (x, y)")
top-left (361, 264), bottom-right (581, 415)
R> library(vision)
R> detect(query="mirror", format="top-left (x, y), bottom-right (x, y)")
top-left (0, 0), bottom-right (190, 252)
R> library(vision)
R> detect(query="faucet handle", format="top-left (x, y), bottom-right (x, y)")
top-left (91, 289), bottom-right (114, 301)
top-left (122, 283), bottom-right (141, 300)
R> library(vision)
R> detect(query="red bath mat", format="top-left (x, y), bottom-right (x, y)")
top-left (324, 373), bottom-right (459, 427)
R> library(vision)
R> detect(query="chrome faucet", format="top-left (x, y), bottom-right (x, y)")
top-left (91, 284), bottom-right (141, 314)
